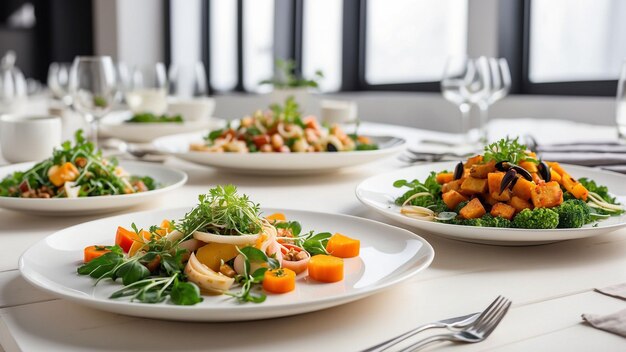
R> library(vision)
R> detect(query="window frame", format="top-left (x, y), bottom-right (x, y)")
top-left (341, 0), bottom-right (443, 92)
top-left (166, 0), bottom-right (619, 96)
top-left (509, 0), bottom-right (618, 96)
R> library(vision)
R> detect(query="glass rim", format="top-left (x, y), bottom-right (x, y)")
top-left (73, 56), bottom-right (113, 62)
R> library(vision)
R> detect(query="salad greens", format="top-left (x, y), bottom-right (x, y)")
top-left (394, 172), bottom-right (447, 213)
top-left (0, 130), bottom-right (157, 198)
top-left (78, 185), bottom-right (349, 306)
top-left (127, 113), bottom-right (184, 123)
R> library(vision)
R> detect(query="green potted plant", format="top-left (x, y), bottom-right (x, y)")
top-left (260, 59), bottom-right (323, 107)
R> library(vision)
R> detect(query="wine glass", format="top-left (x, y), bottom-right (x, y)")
top-left (441, 56), bottom-right (477, 141)
top-left (0, 51), bottom-right (28, 114)
top-left (69, 56), bottom-right (116, 147)
top-left (126, 63), bottom-right (168, 115)
top-left (47, 62), bottom-right (73, 106)
top-left (168, 61), bottom-right (208, 98)
top-left (114, 61), bottom-right (131, 105)
top-left (476, 57), bottom-right (511, 142)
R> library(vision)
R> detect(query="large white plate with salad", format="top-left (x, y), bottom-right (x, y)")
top-left (100, 111), bottom-right (225, 143)
top-left (153, 132), bottom-right (405, 175)
top-left (0, 131), bottom-right (187, 215)
top-left (152, 97), bottom-right (406, 175)
top-left (19, 186), bottom-right (434, 321)
top-left (356, 138), bottom-right (626, 246)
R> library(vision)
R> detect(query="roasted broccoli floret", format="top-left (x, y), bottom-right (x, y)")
top-left (452, 214), bottom-right (512, 228)
top-left (554, 199), bottom-right (591, 228)
top-left (455, 200), bottom-right (469, 213)
top-left (512, 208), bottom-right (559, 229)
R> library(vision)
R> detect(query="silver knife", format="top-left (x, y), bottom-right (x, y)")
top-left (362, 312), bottom-right (480, 352)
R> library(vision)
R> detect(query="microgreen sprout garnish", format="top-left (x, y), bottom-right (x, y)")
top-left (483, 137), bottom-right (537, 164)
top-left (176, 185), bottom-right (263, 241)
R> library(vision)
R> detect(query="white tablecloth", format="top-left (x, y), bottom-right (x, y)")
top-left (0, 119), bottom-right (625, 352)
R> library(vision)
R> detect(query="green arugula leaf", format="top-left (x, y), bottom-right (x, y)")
top-left (116, 260), bottom-right (150, 285)
top-left (170, 279), bottom-right (203, 305)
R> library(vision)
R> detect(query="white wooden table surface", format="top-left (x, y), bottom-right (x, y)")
top-left (0, 120), bottom-right (625, 352)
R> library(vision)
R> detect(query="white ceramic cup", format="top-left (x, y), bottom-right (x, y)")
top-left (0, 115), bottom-right (62, 163)
top-left (320, 100), bottom-right (358, 124)
top-left (167, 97), bottom-right (216, 121)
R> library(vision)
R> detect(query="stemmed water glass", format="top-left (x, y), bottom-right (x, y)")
top-left (114, 62), bottom-right (131, 105)
top-left (126, 63), bottom-right (168, 115)
top-left (476, 57), bottom-right (511, 142)
top-left (47, 62), bottom-right (73, 106)
top-left (441, 56), bottom-right (491, 144)
top-left (69, 56), bottom-right (117, 148)
top-left (168, 61), bottom-right (208, 98)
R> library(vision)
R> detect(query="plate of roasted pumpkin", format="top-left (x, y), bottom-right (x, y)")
top-left (356, 138), bottom-right (626, 245)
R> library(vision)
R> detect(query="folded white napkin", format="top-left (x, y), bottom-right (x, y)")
top-left (596, 283), bottom-right (626, 300)
top-left (582, 309), bottom-right (626, 338)
top-left (582, 283), bottom-right (626, 337)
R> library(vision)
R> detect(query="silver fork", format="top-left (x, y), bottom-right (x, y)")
top-left (399, 296), bottom-right (512, 351)
top-left (364, 296), bottom-right (511, 352)
top-left (363, 312), bottom-right (480, 352)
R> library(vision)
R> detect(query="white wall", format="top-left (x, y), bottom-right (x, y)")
top-left (93, 0), bottom-right (165, 65)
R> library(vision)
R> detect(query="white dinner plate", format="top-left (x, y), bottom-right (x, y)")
top-left (356, 162), bottom-right (626, 246)
top-left (0, 161), bottom-right (187, 215)
top-left (152, 132), bottom-right (406, 175)
top-left (19, 207), bottom-right (434, 322)
top-left (100, 111), bottom-right (225, 143)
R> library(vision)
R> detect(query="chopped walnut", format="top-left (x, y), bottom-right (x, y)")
top-left (20, 185), bottom-right (56, 198)
top-left (133, 180), bottom-right (148, 192)
top-left (219, 264), bottom-right (237, 278)
top-left (283, 248), bottom-right (308, 261)
top-left (74, 157), bottom-right (88, 168)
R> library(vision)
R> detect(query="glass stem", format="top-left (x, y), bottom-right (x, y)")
top-left (459, 103), bottom-right (471, 137)
top-left (478, 101), bottom-right (489, 143)
top-left (88, 114), bottom-right (99, 148)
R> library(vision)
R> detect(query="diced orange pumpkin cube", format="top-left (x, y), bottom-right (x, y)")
top-left (490, 202), bottom-right (516, 220)
top-left (442, 190), bottom-right (468, 210)
top-left (511, 177), bottom-right (535, 201)
top-left (465, 155), bottom-right (484, 169)
top-left (531, 181), bottom-right (563, 208)
top-left (436, 172), bottom-right (455, 184)
top-left (487, 172), bottom-right (505, 195)
top-left (459, 198), bottom-right (486, 219)
top-left (460, 177), bottom-right (488, 195)
top-left (508, 196), bottom-right (533, 212)
top-left (519, 161), bottom-right (538, 173)
top-left (550, 170), bottom-right (561, 182)
top-left (469, 161), bottom-right (496, 179)
top-left (442, 179), bottom-right (462, 193)
top-left (484, 193), bottom-right (499, 206)
top-left (491, 190), bottom-right (511, 202)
